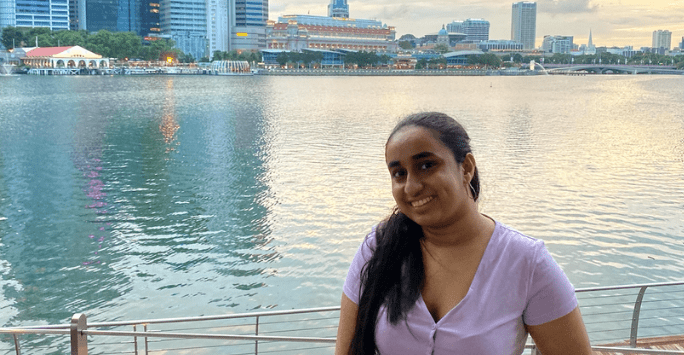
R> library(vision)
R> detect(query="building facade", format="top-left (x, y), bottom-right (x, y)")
top-left (8, 0), bottom-right (69, 30)
top-left (206, 0), bottom-right (229, 54)
top-left (266, 15), bottom-right (396, 52)
top-left (541, 35), bottom-right (573, 53)
top-left (446, 19), bottom-right (489, 42)
top-left (328, 0), bottom-right (348, 18)
top-left (462, 18), bottom-right (489, 42)
top-left (511, 1), bottom-right (536, 50)
top-left (478, 40), bottom-right (523, 51)
top-left (230, 0), bottom-right (268, 50)
top-left (0, 0), bottom-right (16, 29)
top-left (160, 0), bottom-right (206, 60)
top-left (652, 30), bottom-right (672, 50)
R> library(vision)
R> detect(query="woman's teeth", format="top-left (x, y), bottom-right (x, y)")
top-left (412, 196), bottom-right (433, 207)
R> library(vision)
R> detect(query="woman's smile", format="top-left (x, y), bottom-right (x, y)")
top-left (411, 196), bottom-right (434, 207)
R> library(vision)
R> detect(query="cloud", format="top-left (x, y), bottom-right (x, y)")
top-left (537, 0), bottom-right (598, 13)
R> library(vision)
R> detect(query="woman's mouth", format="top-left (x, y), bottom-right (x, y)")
top-left (411, 196), bottom-right (434, 207)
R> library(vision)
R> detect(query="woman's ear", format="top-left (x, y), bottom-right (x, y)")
top-left (461, 153), bottom-right (476, 183)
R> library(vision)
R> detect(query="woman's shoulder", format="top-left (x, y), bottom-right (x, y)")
top-left (490, 220), bottom-right (546, 257)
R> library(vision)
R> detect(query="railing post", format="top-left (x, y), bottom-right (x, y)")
top-left (630, 286), bottom-right (648, 347)
top-left (133, 325), bottom-right (138, 355)
top-left (12, 334), bottom-right (21, 355)
top-left (255, 316), bottom-right (259, 355)
top-left (144, 324), bottom-right (149, 355)
top-left (71, 313), bottom-right (88, 355)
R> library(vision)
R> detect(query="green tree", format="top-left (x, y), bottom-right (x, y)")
top-left (85, 30), bottom-right (113, 57)
top-left (434, 44), bottom-right (450, 54)
top-left (212, 50), bottom-right (224, 61)
top-left (53, 30), bottom-right (86, 47)
top-left (110, 32), bottom-right (141, 59)
top-left (512, 53), bottom-right (524, 63)
top-left (140, 38), bottom-right (176, 61)
top-left (36, 33), bottom-right (55, 47)
top-left (1, 26), bottom-right (24, 49)
top-left (398, 41), bottom-right (413, 50)
top-left (276, 52), bottom-right (289, 67)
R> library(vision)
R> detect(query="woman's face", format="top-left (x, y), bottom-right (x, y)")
top-left (385, 125), bottom-right (471, 229)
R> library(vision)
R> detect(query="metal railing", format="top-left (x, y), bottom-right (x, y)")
top-left (2, 281), bottom-right (684, 354)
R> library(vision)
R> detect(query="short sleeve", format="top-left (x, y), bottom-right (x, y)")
top-left (342, 228), bottom-right (377, 304)
top-left (523, 242), bottom-right (578, 326)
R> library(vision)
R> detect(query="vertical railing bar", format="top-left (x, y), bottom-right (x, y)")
top-left (133, 325), bottom-right (138, 355)
top-left (70, 313), bottom-right (88, 355)
top-left (255, 316), bottom-right (259, 355)
top-left (144, 325), bottom-right (148, 355)
top-left (12, 334), bottom-right (20, 355)
top-left (630, 286), bottom-right (649, 348)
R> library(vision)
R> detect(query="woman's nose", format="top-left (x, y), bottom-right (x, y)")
top-left (404, 173), bottom-right (423, 196)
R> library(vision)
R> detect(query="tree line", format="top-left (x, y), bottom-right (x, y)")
top-left (211, 50), bottom-right (262, 63)
top-left (1, 27), bottom-right (195, 62)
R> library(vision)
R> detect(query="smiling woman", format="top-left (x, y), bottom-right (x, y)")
top-left (335, 112), bottom-right (593, 355)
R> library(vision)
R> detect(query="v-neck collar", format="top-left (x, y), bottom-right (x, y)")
top-left (418, 220), bottom-right (501, 325)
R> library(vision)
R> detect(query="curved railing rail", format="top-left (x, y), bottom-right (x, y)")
top-left (2, 282), bottom-right (684, 354)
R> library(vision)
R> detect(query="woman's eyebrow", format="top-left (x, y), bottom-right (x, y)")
top-left (388, 152), bottom-right (436, 168)
top-left (412, 152), bottom-right (435, 160)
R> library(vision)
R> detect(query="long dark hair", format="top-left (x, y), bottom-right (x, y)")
top-left (349, 112), bottom-right (480, 354)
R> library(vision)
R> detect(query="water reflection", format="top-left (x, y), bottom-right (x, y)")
top-left (0, 76), bottom-right (682, 347)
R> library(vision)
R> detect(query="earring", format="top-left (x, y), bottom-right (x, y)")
top-left (469, 181), bottom-right (477, 198)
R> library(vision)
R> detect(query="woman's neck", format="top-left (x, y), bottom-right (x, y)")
top-left (421, 211), bottom-right (495, 248)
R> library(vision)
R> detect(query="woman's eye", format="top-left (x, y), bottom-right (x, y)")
top-left (392, 170), bottom-right (406, 179)
top-left (420, 162), bottom-right (435, 170)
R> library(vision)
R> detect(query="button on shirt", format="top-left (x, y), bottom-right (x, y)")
top-left (343, 221), bottom-right (577, 355)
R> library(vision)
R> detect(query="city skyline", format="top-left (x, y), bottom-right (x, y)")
top-left (269, 0), bottom-right (684, 49)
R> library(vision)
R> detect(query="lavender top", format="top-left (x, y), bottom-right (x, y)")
top-left (343, 221), bottom-right (577, 355)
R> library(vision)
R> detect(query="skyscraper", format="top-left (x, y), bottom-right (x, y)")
top-left (0, 0), bottom-right (16, 29)
top-left (462, 19), bottom-right (489, 42)
top-left (652, 30), bottom-right (672, 50)
top-left (160, 0), bottom-right (207, 59)
top-left (206, 0), bottom-right (229, 54)
top-left (230, 0), bottom-right (267, 50)
top-left (511, 1), bottom-right (536, 50)
top-left (328, 0), bottom-right (348, 18)
top-left (6, 0), bottom-right (70, 31)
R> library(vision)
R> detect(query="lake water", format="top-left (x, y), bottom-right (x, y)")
top-left (0, 74), bottom-right (683, 351)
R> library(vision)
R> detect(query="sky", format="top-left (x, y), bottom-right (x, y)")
top-left (269, 0), bottom-right (684, 49)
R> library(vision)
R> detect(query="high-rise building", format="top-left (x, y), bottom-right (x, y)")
top-left (328, 0), bottom-right (348, 18)
top-left (116, 0), bottom-right (142, 33)
top-left (141, 0), bottom-right (161, 36)
top-left (511, 1), bottom-right (536, 50)
top-left (652, 30), bottom-right (672, 50)
top-left (541, 35), bottom-right (573, 53)
top-left (67, 0), bottom-right (84, 30)
top-left (0, 0), bottom-right (16, 30)
top-left (462, 18), bottom-right (489, 42)
top-left (446, 21), bottom-right (463, 34)
top-left (67, 0), bottom-right (156, 35)
top-left (206, 0), bottom-right (229, 54)
top-left (160, 0), bottom-right (207, 59)
top-left (7, 0), bottom-right (70, 30)
top-left (85, 0), bottom-right (118, 31)
top-left (231, 0), bottom-right (268, 50)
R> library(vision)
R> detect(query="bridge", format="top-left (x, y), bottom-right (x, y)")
top-left (526, 63), bottom-right (683, 75)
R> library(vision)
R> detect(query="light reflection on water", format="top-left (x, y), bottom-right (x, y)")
top-left (0, 75), bottom-right (683, 345)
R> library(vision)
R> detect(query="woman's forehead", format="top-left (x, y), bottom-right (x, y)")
top-left (385, 126), bottom-right (451, 161)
